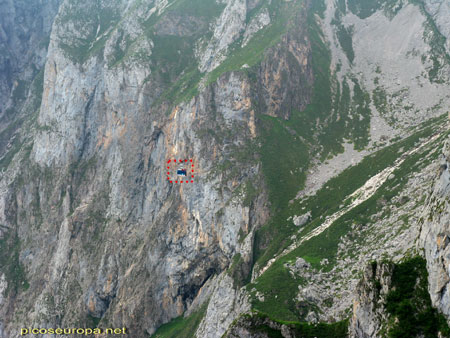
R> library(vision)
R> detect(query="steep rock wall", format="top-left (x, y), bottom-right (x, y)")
top-left (349, 262), bottom-right (393, 338)
top-left (0, 0), bottom-right (61, 157)
top-left (0, 0), bottom-right (61, 116)
top-left (420, 138), bottom-right (450, 318)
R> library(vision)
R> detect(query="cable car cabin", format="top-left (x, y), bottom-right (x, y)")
top-left (177, 168), bottom-right (187, 176)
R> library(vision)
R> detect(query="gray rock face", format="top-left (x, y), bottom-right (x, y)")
top-left (420, 139), bottom-right (450, 318)
top-left (349, 262), bottom-right (393, 338)
top-left (0, 0), bottom-right (61, 159)
top-left (424, 0), bottom-right (450, 54)
top-left (155, 14), bottom-right (207, 36)
top-left (0, 273), bottom-right (6, 308)
top-left (293, 211), bottom-right (311, 227)
top-left (195, 273), bottom-right (250, 338)
top-left (0, 0), bottom-right (61, 116)
top-left (242, 8), bottom-right (271, 47)
top-left (198, 0), bottom-right (247, 72)
top-left (23, 60), bottom-right (263, 335)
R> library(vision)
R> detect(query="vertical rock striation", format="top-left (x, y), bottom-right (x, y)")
top-left (420, 138), bottom-right (450, 318)
top-left (349, 262), bottom-right (393, 338)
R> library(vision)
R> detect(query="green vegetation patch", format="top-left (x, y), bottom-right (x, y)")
top-left (249, 260), bottom-right (306, 321)
top-left (373, 85), bottom-right (389, 115)
top-left (336, 0), bottom-right (347, 13)
top-left (12, 80), bottom-right (28, 102)
top-left (228, 253), bottom-right (252, 288)
top-left (281, 319), bottom-right (349, 338)
top-left (231, 312), bottom-right (348, 338)
top-left (57, 0), bottom-right (121, 64)
top-left (169, 0), bottom-right (225, 17)
top-left (0, 231), bottom-right (30, 295)
top-left (347, 0), bottom-right (384, 18)
top-left (411, 0), bottom-right (450, 83)
top-left (250, 115), bottom-right (447, 321)
top-left (151, 35), bottom-right (197, 84)
top-left (151, 301), bottom-right (208, 338)
top-left (0, 136), bottom-right (24, 171)
top-left (385, 256), bottom-right (450, 337)
top-left (347, 0), bottom-right (400, 19)
top-left (259, 116), bottom-right (309, 211)
top-left (350, 78), bottom-right (371, 149)
top-left (149, 34), bottom-right (201, 107)
top-left (31, 68), bottom-right (45, 110)
top-left (336, 24), bottom-right (354, 63)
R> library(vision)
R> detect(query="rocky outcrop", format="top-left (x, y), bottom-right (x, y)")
top-left (0, 0), bottom-right (61, 116)
top-left (349, 262), bottom-right (393, 338)
top-left (224, 314), bottom-right (289, 338)
top-left (195, 273), bottom-right (250, 338)
top-left (424, 0), bottom-right (450, 54)
top-left (198, 0), bottom-right (248, 72)
top-left (420, 138), bottom-right (450, 319)
top-left (292, 212), bottom-right (311, 227)
top-left (252, 7), bottom-right (313, 120)
top-left (0, 0), bottom-right (61, 159)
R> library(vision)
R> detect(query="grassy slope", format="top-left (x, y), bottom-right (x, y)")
top-left (151, 302), bottom-right (208, 338)
top-left (253, 0), bottom-right (373, 275)
top-left (249, 0), bottom-right (450, 323)
top-left (249, 114), bottom-right (448, 321)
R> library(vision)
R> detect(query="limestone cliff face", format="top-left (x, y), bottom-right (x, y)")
top-left (349, 255), bottom-right (450, 337)
top-left (0, 0), bottom-right (61, 156)
top-left (253, 10), bottom-right (312, 120)
top-left (0, 0), bottom-right (311, 337)
top-left (0, 0), bottom-right (60, 113)
top-left (420, 138), bottom-right (450, 318)
top-left (349, 262), bottom-right (393, 338)
top-left (424, 0), bottom-right (450, 54)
